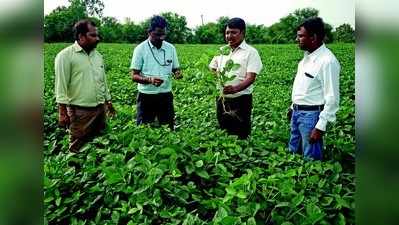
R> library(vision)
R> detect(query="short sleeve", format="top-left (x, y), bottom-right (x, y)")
top-left (172, 46), bottom-right (180, 69)
top-left (130, 45), bottom-right (143, 70)
top-left (246, 49), bottom-right (263, 74)
top-left (209, 56), bottom-right (219, 70)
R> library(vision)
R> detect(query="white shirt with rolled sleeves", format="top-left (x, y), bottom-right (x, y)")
top-left (209, 41), bottom-right (263, 98)
top-left (292, 44), bottom-right (340, 131)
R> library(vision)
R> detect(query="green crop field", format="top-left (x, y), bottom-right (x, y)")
top-left (44, 43), bottom-right (355, 225)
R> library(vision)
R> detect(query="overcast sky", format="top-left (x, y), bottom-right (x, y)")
top-left (44, 0), bottom-right (355, 29)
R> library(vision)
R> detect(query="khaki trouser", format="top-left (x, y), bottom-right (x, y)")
top-left (66, 104), bottom-right (106, 152)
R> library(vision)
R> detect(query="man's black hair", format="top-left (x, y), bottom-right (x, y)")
top-left (298, 17), bottom-right (325, 41)
top-left (73, 19), bottom-right (96, 41)
top-left (148, 15), bottom-right (168, 32)
top-left (226, 17), bottom-right (246, 33)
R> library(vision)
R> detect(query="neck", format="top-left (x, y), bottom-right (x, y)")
top-left (230, 40), bottom-right (243, 51)
top-left (308, 42), bottom-right (323, 53)
top-left (150, 39), bottom-right (162, 49)
top-left (78, 41), bottom-right (92, 54)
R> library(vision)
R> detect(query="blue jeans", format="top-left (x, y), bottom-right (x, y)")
top-left (288, 110), bottom-right (323, 160)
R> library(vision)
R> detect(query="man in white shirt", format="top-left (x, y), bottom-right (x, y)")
top-left (288, 17), bottom-right (340, 160)
top-left (209, 18), bottom-right (263, 139)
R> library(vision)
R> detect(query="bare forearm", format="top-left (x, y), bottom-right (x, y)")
top-left (235, 74), bottom-right (256, 92)
top-left (132, 71), bottom-right (152, 84)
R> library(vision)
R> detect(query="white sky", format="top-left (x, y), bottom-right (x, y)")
top-left (44, 0), bottom-right (355, 29)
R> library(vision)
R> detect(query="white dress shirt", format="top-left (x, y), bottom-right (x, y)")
top-left (209, 40), bottom-right (263, 98)
top-left (292, 44), bottom-right (340, 131)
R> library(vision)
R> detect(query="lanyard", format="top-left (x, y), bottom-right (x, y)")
top-left (147, 41), bottom-right (171, 67)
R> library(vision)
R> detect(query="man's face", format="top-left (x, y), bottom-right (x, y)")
top-left (296, 26), bottom-right (313, 51)
top-left (149, 27), bottom-right (166, 47)
top-left (80, 24), bottom-right (100, 50)
top-left (225, 26), bottom-right (244, 48)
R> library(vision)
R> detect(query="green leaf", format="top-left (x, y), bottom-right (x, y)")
top-left (236, 190), bottom-right (247, 199)
top-left (221, 216), bottom-right (239, 225)
top-left (337, 213), bottom-right (346, 225)
top-left (281, 222), bottom-right (294, 225)
top-left (195, 160), bottom-right (204, 167)
top-left (219, 45), bottom-right (231, 55)
top-left (128, 208), bottom-right (140, 214)
top-left (246, 217), bottom-right (256, 225)
top-left (275, 202), bottom-right (290, 208)
top-left (103, 167), bottom-right (124, 184)
top-left (185, 163), bottom-right (195, 174)
top-left (111, 211), bottom-right (120, 223)
top-left (196, 169), bottom-right (210, 179)
top-left (291, 194), bottom-right (304, 207)
top-left (226, 186), bottom-right (236, 195)
top-left (231, 63), bottom-right (240, 71)
top-left (55, 197), bottom-right (61, 206)
top-left (321, 197), bottom-right (333, 206)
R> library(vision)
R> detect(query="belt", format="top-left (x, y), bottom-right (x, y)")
top-left (293, 104), bottom-right (324, 111)
top-left (67, 104), bottom-right (105, 111)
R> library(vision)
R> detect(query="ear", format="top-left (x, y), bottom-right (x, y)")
top-left (78, 33), bottom-right (85, 42)
top-left (311, 34), bottom-right (317, 43)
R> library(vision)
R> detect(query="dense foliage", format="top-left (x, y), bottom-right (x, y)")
top-left (44, 43), bottom-right (355, 224)
top-left (44, 0), bottom-right (355, 44)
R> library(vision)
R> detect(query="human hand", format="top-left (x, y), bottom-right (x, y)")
top-left (149, 77), bottom-right (164, 86)
top-left (223, 85), bottom-right (238, 94)
top-left (309, 128), bottom-right (324, 143)
top-left (58, 105), bottom-right (70, 128)
top-left (106, 101), bottom-right (116, 117)
top-left (287, 108), bottom-right (293, 122)
top-left (173, 70), bottom-right (183, 79)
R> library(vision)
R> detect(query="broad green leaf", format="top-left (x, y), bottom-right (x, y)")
top-left (291, 194), bottom-right (304, 207)
top-left (221, 216), bottom-right (239, 225)
top-left (246, 217), bottom-right (256, 225)
top-left (196, 169), bottom-right (210, 179)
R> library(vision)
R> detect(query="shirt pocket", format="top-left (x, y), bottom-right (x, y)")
top-left (160, 56), bottom-right (173, 75)
top-left (301, 68), bottom-right (319, 92)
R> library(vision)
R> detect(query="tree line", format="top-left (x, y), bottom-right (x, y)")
top-left (44, 0), bottom-right (355, 44)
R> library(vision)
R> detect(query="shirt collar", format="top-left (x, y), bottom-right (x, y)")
top-left (237, 40), bottom-right (248, 50)
top-left (304, 43), bottom-right (326, 62)
top-left (73, 41), bottom-right (84, 52)
top-left (220, 40), bottom-right (248, 54)
top-left (147, 39), bottom-right (166, 50)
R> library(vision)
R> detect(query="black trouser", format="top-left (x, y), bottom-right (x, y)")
top-left (216, 94), bottom-right (252, 139)
top-left (136, 92), bottom-right (174, 129)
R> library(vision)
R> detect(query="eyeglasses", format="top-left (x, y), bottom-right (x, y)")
top-left (147, 41), bottom-right (172, 66)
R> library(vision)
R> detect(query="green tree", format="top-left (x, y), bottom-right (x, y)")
top-left (334, 23), bottom-right (355, 43)
top-left (216, 16), bottom-right (230, 42)
top-left (324, 23), bottom-right (334, 43)
top-left (69, 0), bottom-right (104, 18)
top-left (293, 7), bottom-right (319, 23)
top-left (246, 24), bottom-right (269, 44)
top-left (266, 8), bottom-right (334, 44)
top-left (99, 17), bottom-right (124, 42)
top-left (44, 0), bottom-right (105, 42)
top-left (160, 12), bottom-right (190, 43)
top-left (44, 3), bottom-right (86, 42)
top-left (194, 23), bottom-right (222, 44)
top-left (121, 18), bottom-right (146, 43)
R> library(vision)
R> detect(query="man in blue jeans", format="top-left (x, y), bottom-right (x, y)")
top-left (288, 17), bottom-right (340, 160)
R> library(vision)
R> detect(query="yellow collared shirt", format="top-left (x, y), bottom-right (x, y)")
top-left (55, 42), bottom-right (111, 107)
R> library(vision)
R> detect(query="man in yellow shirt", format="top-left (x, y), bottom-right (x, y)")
top-left (54, 19), bottom-right (115, 152)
